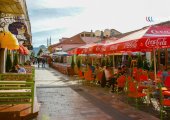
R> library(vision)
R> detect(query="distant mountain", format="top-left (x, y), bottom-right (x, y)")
top-left (33, 45), bottom-right (47, 57)
top-left (33, 47), bottom-right (39, 57)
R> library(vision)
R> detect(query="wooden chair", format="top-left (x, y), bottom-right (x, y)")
top-left (95, 71), bottom-right (103, 86)
top-left (84, 70), bottom-right (94, 86)
top-left (115, 75), bottom-right (126, 93)
top-left (77, 69), bottom-right (85, 85)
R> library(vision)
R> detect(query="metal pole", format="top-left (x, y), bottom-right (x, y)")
top-left (112, 53), bottom-right (115, 74)
top-left (153, 49), bottom-right (157, 80)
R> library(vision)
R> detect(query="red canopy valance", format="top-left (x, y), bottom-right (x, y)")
top-left (18, 45), bottom-right (29, 55)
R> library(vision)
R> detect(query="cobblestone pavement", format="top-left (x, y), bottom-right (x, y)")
top-left (34, 65), bottom-right (160, 120)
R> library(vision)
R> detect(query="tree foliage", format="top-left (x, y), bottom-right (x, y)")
top-left (76, 57), bottom-right (81, 69)
top-left (71, 56), bottom-right (75, 69)
top-left (143, 59), bottom-right (150, 71)
top-left (13, 52), bottom-right (18, 67)
top-left (127, 55), bottom-right (132, 68)
top-left (37, 48), bottom-right (43, 56)
top-left (137, 53), bottom-right (143, 68)
top-left (6, 51), bottom-right (12, 72)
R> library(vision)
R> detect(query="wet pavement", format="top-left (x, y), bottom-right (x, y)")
top-left (34, 65), bottom-right (160, 120)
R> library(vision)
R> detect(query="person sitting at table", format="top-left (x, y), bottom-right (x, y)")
top-left (161, 67), bottom-right (169, 83)
top-left (109, 67), bottom-right (123, 92)
top-left (87, 63), bottom-right (95, 73)
top-left (93, 64), bottom-right (102, 84)
top-left (121, 65), bottom-right (127, 75)
top-left (15, 64), bottom-right (26, 74)
top-left (104, 66), bottom-right (112, 83)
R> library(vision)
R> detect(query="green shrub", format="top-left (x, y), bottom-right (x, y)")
top-left (137, 53), bottom-right (143, 68)
top-left (13, 52), bottom-right (18, 67)
top-left (127, 55), bottom-right (132, 68)
top-left (71, 56), bottom-right (75, 69)
top-left (143, 59), bottom-right (150, 71)
top-left (6, 51), bottom-right (12, 72)
top-left (76, 57), bottom-right (81, 69)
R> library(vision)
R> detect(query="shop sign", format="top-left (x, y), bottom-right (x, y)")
top-left (8, 22), bottom-right (27, 35)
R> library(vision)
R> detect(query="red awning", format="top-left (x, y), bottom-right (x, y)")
top-left (18, 45), bottom-right (25, 54)
top-left (18, 45), bottom-right (29, 55)
top-left (23, 46), bottom-right (29, 55)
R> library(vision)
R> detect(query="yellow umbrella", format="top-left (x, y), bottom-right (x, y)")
top-left (0, 32), bottom-right (19, 50)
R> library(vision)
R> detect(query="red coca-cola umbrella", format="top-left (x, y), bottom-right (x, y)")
top-left (86, 38), bottom-right (118, 54)
top-left (73, 43), bottom-right (96, 54)
top-left (106, 25), bottom-right (170, 79)
top-left (107, 26), bottom-right (170, 52)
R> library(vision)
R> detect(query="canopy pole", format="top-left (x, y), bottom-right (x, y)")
top-left (153, 49), bottom-right (157, 81)
top-left (112, 52), bottom-right (115, 74)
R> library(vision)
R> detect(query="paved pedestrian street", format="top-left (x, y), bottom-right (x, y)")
top-left (34, 65), bottom-right (159, 120)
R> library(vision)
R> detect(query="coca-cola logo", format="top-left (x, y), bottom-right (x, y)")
top-left (124, 40), bottom-right (137, 49)
top-left (95, 46), bottom-right (100, 52)
top-left (109, 44), bottom-right (118, 51)
top-left (89, 48), bottom-right (92, 52)
top-left (151, 30), bottom-right (170, 34)
top-left (101, 46), bottom-right (106, 52)
top-left (145, 38), bottom-right (167, 47)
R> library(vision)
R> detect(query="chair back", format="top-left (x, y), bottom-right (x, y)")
top-left (164, 76), bottom-right (170, 89)
top-left (78, 69), bottom-right (83, 77)
top-left (128, 81), bottom-right (138, 93)
top-left (96, 71), bottom-right (103, 81)
top-left (139, 74), bottom-right (148, 82)
top-left (149, 71), bottom-right (155, 81)
top-left (157, 71), bottom-right (162, 78)
top-left (117, 75), bottom-right (126, 88)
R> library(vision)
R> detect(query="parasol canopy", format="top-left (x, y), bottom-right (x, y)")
top-left (0, 31), bottom-right (19, 50)
top-left (105, 26), bottom-right (170, 53)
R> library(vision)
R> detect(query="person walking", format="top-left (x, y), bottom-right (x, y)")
top-left (42, 58), bottom-right (46, 68)
top-left (37, 58), bottom-right (41, 68)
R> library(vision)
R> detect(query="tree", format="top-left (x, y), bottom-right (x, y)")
top-left (13, 52), bottom-right (18, 67)
top-left (71, 56), bottom-right (75, 69)
top-left (127, 55), bottom-right (132, 68)
top-left (76, 57), bottom-right (81, 69)
top-left (101, 57), bottom-right (106, 67)
top-left (6, 51), bottom-right (12, 72)
top-left (30, 51), bottom-right (35, 58)
top-left (143, 59), bottom-right (150, 71)
top-left (150, 59), bottom-right (154, 71)
top-left (37, 48), bottom-right (43, 56)
top-left (137, 53), bottom-right (143, 68)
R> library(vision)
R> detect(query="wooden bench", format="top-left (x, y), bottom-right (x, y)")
top-left (0, 81), bottom-right (34, 113)
top-left (0, 69), bottom-right (35, 113)
top-left (0, 73), bottom-right (34, 82)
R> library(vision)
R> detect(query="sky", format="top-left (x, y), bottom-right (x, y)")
top-left (26, 0), bottom-right (170, 47)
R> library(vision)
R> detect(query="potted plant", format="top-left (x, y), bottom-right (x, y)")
top-left (69, 56), bottom-right (75, 75)
top-left (143, 59), bottom-right (150, 71)
top-left (76, 57), bottom-right (81, 70)
top-left (137, 53), bottom-right (143, 68)
top-left (127, 55), bottom-right (132, 68)
top-left (101, 57), bottom-right (106, 67)
top-left (6, 51), bottom-right (12, 72)
top-left (11, 52), bottom-right (19, 72)
top-left (13, 52), bottom-right (18, 67)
